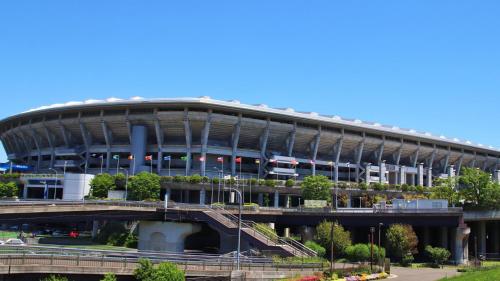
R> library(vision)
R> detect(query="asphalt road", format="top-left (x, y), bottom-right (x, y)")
top-left (391, 266), bottom-right (461, 281)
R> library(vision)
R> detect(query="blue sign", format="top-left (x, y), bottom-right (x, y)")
top-left (0, 162), bottom-right (33, 172)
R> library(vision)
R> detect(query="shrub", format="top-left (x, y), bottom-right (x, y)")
top-left (359, 183), bottom-right (368, 191)
top-left (301, 175), bottom-right (332, 203)
top-left (265, 179), bottom-right (276, 187)
top-left (173, 175), bottom-right (186, 183)
top-left (101, 273), bottom-right (117, 281)
top-left (160, 176), bottom-right (173, 184)
top-left (314, 221), bottom-right (351, 259)
top-left (127, 172), bottom-right (161, 201)
top-left (41, 275), bottom-right (68, 281)
top-left (201, 176), bottom-right (209, 183)
top-left (114, 173), bottom-right (126, 190)
top-left (386, 224), bottom-right (418, 261)
top-left (90, 173), bottom-right (115, 198)
top-left (393, 184), bottom-right (401, 191)
top-left (338, 182), bottom-right (348, 189)
top-left (401, 184), bottom-right (409, 192)
top-left (258, 179), bottom-right (266, 186)
top-left (249, 178), bottom-right (258, 185)
top-left (401, 253), bottom-right (414, 267)
top-left (305, 240), bottom-right (326, 257)
top-left (372, 183), bottom-right (385, 191)
top-left (188, 174), bottom-right (202, 184)
top-left (346, 243), bottom-right (370, 262)
top-left (425, 245), bottom-right (450, 267)
top-left (0, 182), bottom-right (18, 198)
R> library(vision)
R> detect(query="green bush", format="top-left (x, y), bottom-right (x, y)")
top-left (301, 175), bottom-right (332, 203)
top-left (265, 179), bottom-right (276, 187)
top-left (201, 176), bottom-right (209, 183)
top-left (212, 177), bottom-right (220, 184)
top-left (338, 182), bottom-right (348, 189)
top-left (372, 183), bottom-right (385, 191)
top-left (314, 221), bottom-right (351, 259)
top-left (160, 176), bottom-right (173, 184)
top-left (393, 184), bottom-right (401, 191)
top-left (401, 184), bottom-right (409, 192)
top-left (359, 183), bottom-right (368, 191)
top-left (386, 224), bottom-right (418, 262)
top-left (101, 273), bottom-right (117, 281)
top-left (401, 253), bottom-right (414, 267)
top-left (285, 179), bottom-right (295, 187)
top-left (416, 185), bottom-right (426, 193)
top-left (0, 182), bottom-right (18, 198)
top-left (90, 173), bottom-right (115, 198)
top-left (128, 172), bottom-right (161, 201)
top-left (188, 174), bottom-right (202, 184)
top-left (258, 179), bottom-right (266, 186)
top-left (173, 175), bottom-right (186, 183)
top-left (249, 178), bottom-right (258, 185)
top-left (425, 245), bottom-right (450, 267)
top-left (41, 275), bottom-right (68, 281)
top-left (346, 243), bottom-right (370, 262)
top-left (305, 240), bottom-right (326, 257)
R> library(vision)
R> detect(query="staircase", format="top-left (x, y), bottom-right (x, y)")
top-left (199, 206), bottom-right (316, 257)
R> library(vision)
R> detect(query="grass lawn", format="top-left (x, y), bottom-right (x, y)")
top-left (0, 231), bottom-right (19, 240)
top-left (439, 266), bottom-right (500, 281)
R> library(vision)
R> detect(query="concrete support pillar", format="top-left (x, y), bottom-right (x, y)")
top-left (131, 125), bottom-right (147, 174)
top-left (285, 195), bottom-right (290, 208)
top-left (138, 221), bottom-right (201, 253)
top-left (423, 227), bottom-right (430, 247)
top-left (258, 193), bottom-right (264, 206)
top-left (23, 186), bottom-right (28, 199)
top-left (199, 188), bottom-right (206, 205)
top-left (284, 227), bottom-right (290, 238)
top-left (453, 226), bottom-right (470, 265)
top-left (493, 222), bottom-right (500, 254)
top-left (493, 170), bottom-right (500, 183)
top-left (184, 190), bottom-right (190, 203)
top-left (379, 162), bottom-right (386, 183)
top-left (417, 163), bottom-right (424, 186)
top-left (274, 191), bottom-right (280, 208)
top-left (399, 166), bottom-right (406, 185)
top-left (479, 221), bottom-right (487, 255)
top-left (229, 191), bottom-right (235, 204)
top-left (300, 226), bottom-right (314, 242)
top-left (426, 168), bottom-right (433, 187)
top-left (440, 226), bottom-right (449, 250)
top-left (365, 164), bottom-right (371, 183)
top-left (268, 223), bottom-right (275, 230)
top-left (347, 194), bottom-right (352, 208)
top-left (92, 220), bottom-right (99, 239)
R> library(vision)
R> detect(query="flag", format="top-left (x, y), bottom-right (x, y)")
top-left (180, 156), bottom-right (188, 161)
top-left (199, 156), bottom-right (205, 162)
top-left (291, 159), bottom-right (299, 165)
top-left (255, 159), bottom-right (260, 164)
top-left (113, 155), bottom-right (120, 160)
top-left (235, 157), bottom-right (242, 163)
top-left (217, 157), bottom-right (224, 163)
top-left (163, 155), bottom-right (171, 161)
top-left (310, 160), bottom-right (316, 165)
top-left (224, 175), bottom-right (231, 180)
top-left (145, 155), bottom-right (153, 161)
top-left (128, 155), bottom-right (134, 160)
top-left (90, 153), bottom-right (102, 159)
top-left (328, 161), bottom-right (334, 166)
top-left (269, 159), bottom-right (277, 163)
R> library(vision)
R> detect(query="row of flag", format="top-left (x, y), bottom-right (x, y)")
top-left (90, 153), bottom-right (333, 166)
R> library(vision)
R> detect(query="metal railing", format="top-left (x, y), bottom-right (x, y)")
top-left (209, 205), bottom-right (317, 257)
top-left (0, 245), bottom-right (325, 272)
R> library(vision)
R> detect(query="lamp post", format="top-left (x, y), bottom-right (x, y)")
top-left (370, 227), bottom-right (375, 273)
top-left (48, 168), bottom-right (58, 200)
top-left (347, 162), bottom-right (351, 186)
top-left (224, 186), bottom-right (242, 270)
top-left (119, 167), bottom-right (129, 201)
top-left (378, 223), bottom-right (384, 267)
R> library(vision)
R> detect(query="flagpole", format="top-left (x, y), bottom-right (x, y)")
top-left (151, 157), bottom-right (153, 174)
top-left (168, 159), bottom-right (171, 177)
top-left (133, 156), bottom-right (136, 176)
top-left (116, 157), bottom-right (120, 175)
top-left (222, 159), bottom-right (225, 204)
top-left (100, 155), bottom-right (104, 174)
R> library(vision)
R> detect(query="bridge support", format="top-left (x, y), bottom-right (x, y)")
top-left (478, 221), bottom-right (486, 255)
top-left (274, 191), bottom-right (279, 208)
top-left (493, 222), bottom-right (500, 254)
top-left (300, 226), bottom-right (314, 242)
top-left (138, 221), bottom-right (201, 253)
top-left (258, 193), bottom-right (263, 206)
top-left (440, 226), bottom-right (449, 250)
top-left (199, 188), bottom-right (206, 205)
top-left (131, 125), bottom-right (147, 174)
top-left (452, 226), bottom-right (470, 265)
top-left (92, 220), bottom-right (99, 239)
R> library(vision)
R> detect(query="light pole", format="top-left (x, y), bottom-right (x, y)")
top-left (370, 227), bottom-right (375, 273)
top-left (48, 168), bottom-right (58, 200)
top-left (224, 186), bottom-right (242, 270)
top-left (378, 223), bottom-right (384, 267)
top-left (119, 167), bottom-right (129, 201)
top-left (347, 162), bottom-right (351, 186)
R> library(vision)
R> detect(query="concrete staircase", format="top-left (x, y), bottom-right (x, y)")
top-left (199, 206), bottom-right (316, 257)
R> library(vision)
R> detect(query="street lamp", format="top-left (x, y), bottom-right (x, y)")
top-left (119, 167), bottom-right (129, 201)
top-left (48, 168), bottom-right (58, 200)
top-left (224, 186), bottom-right (242, 270)
top-left (378, 223), bottom-right (384, 267)
top-left (370, 227), bottom-right (375, 273)
top-left (346, 162), bottom-right (351, 186)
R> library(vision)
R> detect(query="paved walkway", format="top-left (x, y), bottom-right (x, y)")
top-left (391, 266), bottom-right (461, 281)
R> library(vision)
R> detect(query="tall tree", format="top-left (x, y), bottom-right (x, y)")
top-left (128, 172), bottom-right (161, 201)
top-left (386, 224), bottom-right (418, 261)
top-left (314, 220), bottom-right (351, 258)
top-left (301, 175), bottom-right (332, 203)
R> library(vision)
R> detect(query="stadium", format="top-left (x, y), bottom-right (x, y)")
top-left (1, 96), bottom-right (500, 185)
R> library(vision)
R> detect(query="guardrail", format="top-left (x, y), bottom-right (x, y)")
top-left (0, 245), bottom-right (325, 272)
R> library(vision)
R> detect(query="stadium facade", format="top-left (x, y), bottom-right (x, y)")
top-left (1, 97), bottom-right (500, 186)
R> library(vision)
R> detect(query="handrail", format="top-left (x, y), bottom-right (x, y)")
top-left (209, 205), bottom-right (316, 257)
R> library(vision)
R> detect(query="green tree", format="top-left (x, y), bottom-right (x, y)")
top-left (386, 224), bottom-right (418, 262)
top-left (114, 173), bottom-right (126, 190)
top-left (305, 240), bottom-right (326, 257)
top-left (90, 173), bottom-right (115, 198)
top-left (431, 178), bottom-right (460, 207)
top-left (134, 258), bottom-right (184, 281)
top-left (41, 275), bottom-right (68, 281)
top-left (425, 245), bottom-right (451, 268)
top-left (459, 167), bottom-right (500, 209)
top-left (128, 172), bottom-right (161, 201)
top-left (101, 273), bottom-right (117, 281)
top-left (301, 175), bottom-right (332, 203)
top-left (345, 243), bottom-right (370, 262)
top-left (314, 220), bottom-right (351, 258)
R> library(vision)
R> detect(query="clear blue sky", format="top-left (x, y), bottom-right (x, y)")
top-left (1, 1), bottom-right (499, 162)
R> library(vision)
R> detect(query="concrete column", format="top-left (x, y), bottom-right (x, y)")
top-left (399, 166), bottom-right (406, 185)
top-left (274, 191), bottom-right (280, 208)
top-left (258, 193), bottom-right (263, 206)
top-left (284, 227), bottom-right (290, 238)
top-left (440, 226), bottom-right (449, 250)
top-left (229, 191), bottom-right (235, 204)
top-left (479, 221), bottom-right (487, 255)
top-left (493, 170), bottom-right (500, 183)
top-left (268, 223), bottom-right (275, 230)
top-left (300, 226), bottom-right (314, 242)
top-left (365, 164), bottom-right (371, 183)
top-left (285, 195), bottom-right (290, 208)
top-left (426, 168), bottom-right (433, 187)
top-left (184, 190), bottom-right (190, 203)
top-left (347, 193), bottom-right (352, 208)
top-left (379, 162), bottom-right (386, 183)
top-left (493, 222), bottom-right (500, 254)
top-left (23, 186), bottom-right (28, 199)
top-left (453, 226), bottom-right (470, 265)
top-left (138, 221), bottom-right (201, 252)
top-left (131, 125), bottom-right (147, 174)
top-left (199, 188), bottom-right (206, 205)
top-left (423, 227), bottom-right (430, 247)
top-left (92, 220), bottom-right (99, 239)
top-left (417, 163), bottom-right (424, 186)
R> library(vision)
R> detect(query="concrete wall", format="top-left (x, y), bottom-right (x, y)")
top-left (62, 173), bottom-right (94, 200)
top-left (138, 221), bottom-right (201, 252)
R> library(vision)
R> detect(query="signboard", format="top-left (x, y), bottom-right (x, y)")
top-left (304, 200), bottom-right (328, 208)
